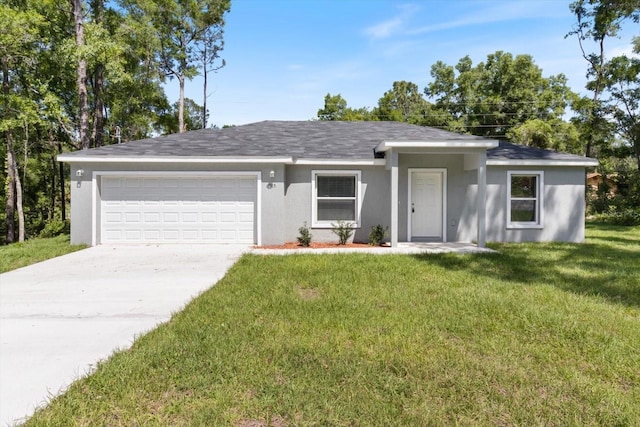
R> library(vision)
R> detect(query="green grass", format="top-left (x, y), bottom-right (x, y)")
top-left (26, 224), bottom-right (640, 426)
top-left (0, 235), bottom-right (86, 274)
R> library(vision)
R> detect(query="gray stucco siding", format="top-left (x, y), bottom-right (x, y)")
top-left (283, 165), bottom-right (390, 243)
top-left (485, 166), bottom-right (586, 242)
top-left (68, 162), bottom-right (286, 245)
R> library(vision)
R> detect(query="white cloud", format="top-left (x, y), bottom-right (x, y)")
top-left (410, 1), bottom-right (566, 35)
top-left (362, 3), bottom-right (421, 40)
top-left (608, 44), bottom-right (640, 59)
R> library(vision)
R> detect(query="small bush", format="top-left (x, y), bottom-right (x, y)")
top-left (594, 208), bottom-right (640, 226)
top-left (297, 222), bottom-right (312, 247)
top-left (331, 221), bottom-right (354, 245)
top-left (39, 219), bottom-right (70, 238)
top-left (368, 224), bottom-right (388, 246)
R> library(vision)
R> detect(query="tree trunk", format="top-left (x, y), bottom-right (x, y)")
top-left (3, 55), bottom-right (15, 242)
top-left (203, 46), bottom-right (207, 129)
top-left (92, 62), bottom-right (105, 146)
top-left (5, 134), bottom-right (16, 243)
top-left (5, 132), bottom-right (25, 242)
top-left (73, 0), bottom-right (90, 149)
top-left (91, 0), bottom-right (105, 147)
top-left (15, 149), bottom-right (25, 242)
top-left (585, 37), bottom-right (606, 159)
top-left (50, 155), bottom-right (56, 220)
top-left (178, 72), bottom-right (185, 133)
top-left (58, 141), bottom-right (66, 221)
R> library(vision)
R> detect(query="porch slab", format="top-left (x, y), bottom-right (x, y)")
top-left (252, 242), bottom-right (496, 255)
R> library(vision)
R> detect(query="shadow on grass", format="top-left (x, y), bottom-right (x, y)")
top-left (411, 238), bottom-right (640, 308)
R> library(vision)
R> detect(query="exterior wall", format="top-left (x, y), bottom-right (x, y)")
top-left (485, 166), bottom-right (586, 242)
top-left (68, 162), bottom-right (286, 245)
top-left (68, 160), bottom-right (588, 246)
top-left (284, 165), bottom-right (390, 243)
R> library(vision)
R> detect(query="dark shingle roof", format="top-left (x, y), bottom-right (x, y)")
top-left (59, 120), bottom-right (487, 160)
top-left (59, 120), bottom-right (595, 164)
top-left (488, 141), bottom-right (591, 162)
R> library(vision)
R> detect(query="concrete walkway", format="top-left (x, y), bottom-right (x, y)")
top-left (252, 242), bottom-right (496, 255)
top-left (0, 245), bottom-right (248, 426)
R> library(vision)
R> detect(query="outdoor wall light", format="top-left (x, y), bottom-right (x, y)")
top-left (267, 170), bottom-right (276, 189)
top-left (76, 169), bottom-right (84, 177)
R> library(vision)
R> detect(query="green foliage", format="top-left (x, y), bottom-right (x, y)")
top-left (374, 80), bottom-right (430, 124)
top-left (593, 208), bottom-right (640, 225)
top-left (156, 98), bottom-right (206, 134)
top-left (317, 93), bottom-right (373, 121)
top-left (368, 224), bottom-right (388, 246)
top-left (425, 51), bottom-right (576, 138)
top-left (296, 222), bottom-right (312, 247)
top-left (587, 169), bottom-right (640, 222)
top-left (39, 219), bottom-right (70, 238)
top-left (507, 118), bottom-right (583, 154)
top-left (331, 220), bottom-right (354, 245)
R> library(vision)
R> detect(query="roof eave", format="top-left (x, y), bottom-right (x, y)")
top-left (57, 155), bottom-right (296, 164)
top-left (487, 159), bottom-right (599, 167)
top-left (375, 140), bottom-right (500, 152)
top-left (292, 158), bottom-right (385, 166)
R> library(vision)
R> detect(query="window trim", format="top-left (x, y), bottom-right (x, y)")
top-left (311, 170), bottom-right (362, 228)
top-left (507, 170), bottom-right (544, 229)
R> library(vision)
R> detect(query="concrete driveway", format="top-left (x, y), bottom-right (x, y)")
top-left (0, 244), bottom-right (248, 426)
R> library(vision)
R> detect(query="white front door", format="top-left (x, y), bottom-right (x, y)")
top-left (409, 170), bottom-right (444, 240)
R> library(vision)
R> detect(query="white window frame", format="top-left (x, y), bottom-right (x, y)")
top-left (311, 170), bottom-right (362, 228)
top-left (507, 170), bottom-right (544, 229)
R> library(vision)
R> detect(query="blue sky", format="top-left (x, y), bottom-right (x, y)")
top-left (166, 0), bottom-right (639, 128)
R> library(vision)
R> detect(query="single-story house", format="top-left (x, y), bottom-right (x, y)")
top-left (58, 120), bottom-right (598, 247)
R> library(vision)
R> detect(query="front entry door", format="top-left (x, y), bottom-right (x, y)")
top-left (410, 171), bottom-right (444, 240)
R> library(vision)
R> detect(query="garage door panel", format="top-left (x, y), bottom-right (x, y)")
top-left (101, 176), bottom-right (256, 244)
top-left (124, 212), bottom-right (142, 223)
top-left (183, 213), bottom-right (198, 223)
top-left (144, 230), bottom-right (161, 240)
top-left (163, 212), bottom-right (180, 223)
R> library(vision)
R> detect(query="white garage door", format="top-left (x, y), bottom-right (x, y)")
top-left (100, 175), bottom-right (256, 244)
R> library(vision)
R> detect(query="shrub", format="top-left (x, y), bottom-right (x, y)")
top-left (39, 219), bottom-right (70, 238)
top-left (331, 221), bottom-right (354, 245)
top-left (297, 222), bottom-right (312, 247)
top-left (368, 224), bottom-right (388, 246)
top-left (594, 208), bottom-right (640, 226)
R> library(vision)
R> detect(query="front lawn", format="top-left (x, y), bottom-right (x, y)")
top-left (26, 224), bottom-right (640, 426)
top-left (0, 235), bottom-right (86, 274)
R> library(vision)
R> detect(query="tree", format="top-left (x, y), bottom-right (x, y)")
top-left (602, 38), bottom-right (640, 170)
top-left (567, 0), bottom-right (640, 157)
top-left (317, 93), bottom-right (373, 121)
top-left (122, 0), bottom-right (230, 133)
top-left (375, 81), bottom-right (430, 124)
top-left (156, 97), bottom-right (205, 135)
top-left (425, 52), bottom-right (576, 138)
top-left (72, 0), bottom-right (90, 149)
top-left (507, 119), bottom-right (582, 153)
top-left (1, 3), bottom-right (45, 242)
top-left (199, 25), bottom-right (225, 128)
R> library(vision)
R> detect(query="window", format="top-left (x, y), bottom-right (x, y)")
top-left (507, 171), bottom-right (544, 228)
top-left (312, 170), bottom-right (361, 227)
